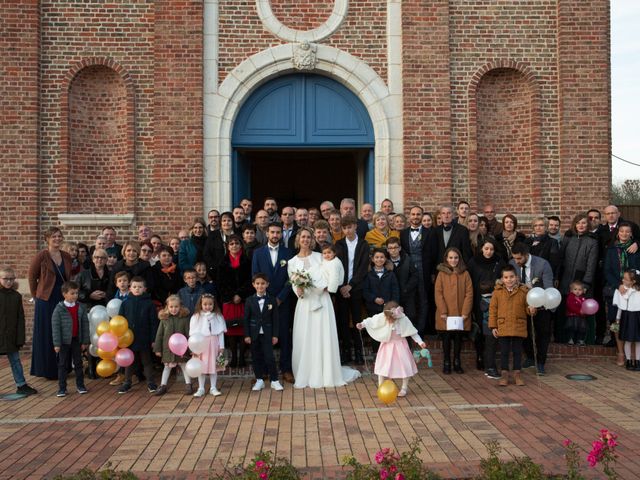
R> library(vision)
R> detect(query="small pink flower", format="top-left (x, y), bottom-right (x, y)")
top-left (259, 473), bottom-right (267, 480)
top-left (563, 439), bottom-right (572, 447)
top-left (375, 451), bottom-right (385, 464)
top-left (395, 474), bottom-right (405, 480)
top-left (379, 467), bottom-right (389, 480)
top-left (587, 453), bottom-right (597, 467)
top-left (255, 460), bottom-right (265, 469)
top-left (608, 438), bottom-right (618, 448)
top-left (389, 465), bottom-right (397, 473)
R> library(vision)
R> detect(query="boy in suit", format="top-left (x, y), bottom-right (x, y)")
top-left (244, 273), bottom-right (284, 391)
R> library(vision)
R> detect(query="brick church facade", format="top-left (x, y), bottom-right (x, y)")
top-left (2, 0), bottom-right (610, 275)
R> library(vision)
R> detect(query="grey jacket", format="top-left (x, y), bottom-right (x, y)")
top-left (51, 302), bottom-right (90, 347)
top-left (509, 254), bottom-right (554, 290)
top-left (558, 234), bottom-right (599, 294)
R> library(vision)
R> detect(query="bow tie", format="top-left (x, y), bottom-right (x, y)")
top-left (257, 295), bottom-right (266, 300)
top-left (411, 228), bottom-right (420, 232)
top-left (443, 225), bottom-right (452, 232)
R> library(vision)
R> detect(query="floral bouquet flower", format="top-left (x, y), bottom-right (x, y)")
top-left (288, 270), bottom-right (314, 290)
top-left (216, 351), bottom-right (228, 370)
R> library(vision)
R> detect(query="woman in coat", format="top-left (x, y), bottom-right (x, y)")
top-left (178, 218), bottom-right (207, 274)
top-left (216, 235), bottom-right (254, 367)
top-left (434, 247), bottom-right (473, 375)
top-left (108, 241), bottom-right (154, 298)
top-left (28, 227), bottom-right (72, 379)
top-left (495, 214), bottom-right (527, 262)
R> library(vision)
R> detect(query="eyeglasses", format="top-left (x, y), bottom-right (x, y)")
top-left (1, 277), bottom-right (15, 281)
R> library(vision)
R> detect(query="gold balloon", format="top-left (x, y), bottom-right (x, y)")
top-left (97, 348), bottom-right (116, 360)
top-left (118, 329), bottom-right (134, 349)
top-left (96, 321), bottom-right (111, 336)
top-left (96, 359), bottom-right (118, 378)
top-left (109, 315), bottom-right (129, 336)
top-left (377, 380), bottom-right (399, 405)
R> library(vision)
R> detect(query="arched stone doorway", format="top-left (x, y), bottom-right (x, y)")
top-left (231, 73), bottom-right (375, 208)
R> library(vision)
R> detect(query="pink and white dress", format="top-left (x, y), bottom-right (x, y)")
top-left (189, 311), bottom-right (227, 374)
top-left (361, 312), bottom-right (423, 379)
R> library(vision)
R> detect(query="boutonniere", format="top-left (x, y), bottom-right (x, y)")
top-left (531, 277), bottom-right (540, 287)
top-left (267, 304), bottom-right (273, 310)
top-left (279, 259), bottom-right (287, 267)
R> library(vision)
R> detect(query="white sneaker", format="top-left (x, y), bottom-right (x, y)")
top-left (193, 388), bottom-right (205, 398)
top-left (270, 380), bottom-right (284, 391)
top-left (210, 387), bottom-right (222, 396)
top-left (398, 388), bottom-right (407, 397)
top-left (252, 379), bottom-right (265, 391)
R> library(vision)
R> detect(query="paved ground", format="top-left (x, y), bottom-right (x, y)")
top-left (0, 347), bottom-right (638, 479)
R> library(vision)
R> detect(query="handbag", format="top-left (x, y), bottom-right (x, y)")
top-left (222, 302), bottom-right (244, 328)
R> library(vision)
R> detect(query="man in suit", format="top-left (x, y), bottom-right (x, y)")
top-left (244, 273), bottom-right (284, 391)
top-left (251, 222), bottom-right (295, 383)
top-left (400, 205), bottom-right (438, 334)
top-left (335, 215), bottom-right (370, 364)
top-left (435, 205), bottom-right (473, 263)
top-left (264, 197), bottom-right (280, 223)
top-left (340, 198), bottom-right (369, 239)
top-left (232, 205), bottom-right (248, 234)
top-left (295, 208), bottom-right (309, 228)
top-left (280, 206), bottom-right (299, 250)
top-left (510, 242), bottom-right (554, 375)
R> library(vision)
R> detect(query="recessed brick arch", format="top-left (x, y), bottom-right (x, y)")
top-left (467, 61), bottom-right (542, 215)
top-left (60, 58), bottom-right (135, 214)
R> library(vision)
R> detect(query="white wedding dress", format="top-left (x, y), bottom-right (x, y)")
top-left (288, 252), bottom-right (361, 388)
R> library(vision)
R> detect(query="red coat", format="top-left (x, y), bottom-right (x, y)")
top-left (565, 292), bottom-right (585, 317)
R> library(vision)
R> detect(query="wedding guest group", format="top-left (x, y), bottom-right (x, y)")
top-left (11, 197), bottom-right (636, 398)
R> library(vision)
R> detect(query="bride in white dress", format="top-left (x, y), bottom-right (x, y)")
top-left (288, 228), bottom-right (361, 388)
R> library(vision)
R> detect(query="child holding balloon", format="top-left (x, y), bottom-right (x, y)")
top-left (565, 281), bottom-right (587, 346)
top-left (189, 293), bottom-right (226, 397)
top-left (356, 301), bottom-right (426, 398)
top-left (51, 281), bottom-right (90, 397)
top-left (153, 295), bottom-right (193, 395)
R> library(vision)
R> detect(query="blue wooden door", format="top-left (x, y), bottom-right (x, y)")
top-left (232, 74), bottom-right (375, 205)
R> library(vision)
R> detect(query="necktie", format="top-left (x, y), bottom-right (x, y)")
top-left (521, 265), bottom-right (527, 284)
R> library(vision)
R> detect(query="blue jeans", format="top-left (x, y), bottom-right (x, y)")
top-left (7, 351), bottom-right (26, 387)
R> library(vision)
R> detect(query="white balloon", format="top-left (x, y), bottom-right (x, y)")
top-left (88, 344), bottom-right (99, 358)
top-left (106, 298), bottom-right (123, 318)
top-left (91, 332), bottom-right (100, 345)
top-left (185, 358), bottom-right (203, 378)
top-left (89, 306), bottom-right (109, 327)
top-left (544, 288), bottom-right (562, 310)
top-left (526, 287), bottom-right (546, 308)
top-left (188, 333), bottom-right (207, 355)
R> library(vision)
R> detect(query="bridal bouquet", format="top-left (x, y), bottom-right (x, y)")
top-left (288, 270), bottom-right (314, 290)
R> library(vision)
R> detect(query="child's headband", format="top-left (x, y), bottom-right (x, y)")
top-left (384, 306), bottom-right (404, 319)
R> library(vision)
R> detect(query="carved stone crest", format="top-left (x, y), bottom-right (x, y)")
top-left (293, 42), bottom-right (317, 71)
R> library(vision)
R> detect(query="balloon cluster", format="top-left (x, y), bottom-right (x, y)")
top-left (88, 299), bottom-right (135, 378)
top-left (167, 332), bottom-right (208, 379)
top-left (526, 287), bottom-right (599, 314)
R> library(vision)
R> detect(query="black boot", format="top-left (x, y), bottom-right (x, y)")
top-left (476, 357), bottom-right (484, 371)
top-left (454, 358), bottom-right (464, 374)
top-left (626, 359), bottom-right (633, 370)
top-left (442, 361), bottom-right (451, 375)
top-left (633, 360), bottom-right (640, 372)
top-left (453, 333), bottom-right (464, 373)
top-left (442, 333), bottom-right (452, 374)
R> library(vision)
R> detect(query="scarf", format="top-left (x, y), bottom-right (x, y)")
top-left (161, 263), bottom-right (176, 274)
top-left (229, 250), bottom-right (242, 269)
top-left (191, 233), bottom-right (207, 256)
top-left (616, 239), bottom-right (633, 279)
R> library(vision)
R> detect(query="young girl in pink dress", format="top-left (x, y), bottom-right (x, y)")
top-left (356, 301), bottom-right (426, 397)
top-left (189, 293), bottom-right (226, 397)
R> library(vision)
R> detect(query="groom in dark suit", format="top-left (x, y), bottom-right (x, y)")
top-left (251, 222), bottom-right (295, 383)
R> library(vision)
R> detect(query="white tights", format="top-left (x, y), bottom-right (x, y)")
top-left (623, 342), bottom-right (640, 360)
top-left (378, 375), bottom-right (409, 390)
top-left (198, 373), bottom-right (217, 390)
top-left (161, 364), bottom-right (191, 386)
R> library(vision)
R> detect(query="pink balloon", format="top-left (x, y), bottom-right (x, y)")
top-left (581, 299), bottom-right (599, 315)
top-left (97, 332), bottom-right (118, 352)
top-left (115, 348), bottom-right (134, 367)
top-left (168, 333), bottom-right (188, 356)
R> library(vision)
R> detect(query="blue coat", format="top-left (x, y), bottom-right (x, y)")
top-left (362, 269), bottom-right (400, 314)
top-left (119, 293), bottom-right (158, 352)
top-left (251, 245), bottom-right (293, 303)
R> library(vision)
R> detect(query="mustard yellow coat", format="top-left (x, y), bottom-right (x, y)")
top-left (488, 283), bottom-right (529, 338)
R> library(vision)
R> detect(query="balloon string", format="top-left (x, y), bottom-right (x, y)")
top-left (358, 329), bottom-right (376, 384)
top-left (530, 312), bottom-right (542, 388)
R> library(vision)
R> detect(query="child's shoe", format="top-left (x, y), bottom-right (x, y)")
top-left (77, 385), bottom-right (88, 394)
top-left (398, 388), bottom-right (407, 397)
top-left (270, 380), bottom-right (284, 391)
top-left (485, 369), bottom-right (501, 380)
top-left (577, 340), bottom-right (586, 347)
top-left (109, 373), bottom-right (125, 386)
top-left (209, 387), bottom-right (222, 396)
top-left (193, 388), bottom-right (205, 397)
top-left (514, 370), bottom-right (525, 386)
top-left (118, 382), bottom-right (132, 394)
top-left (147, 383), bottom-right (158, 393)
top-left (499, 373), bottom-right (509, 387)
top-left (567, 338), bottom-right (574, 346)
top-left (184, 383), bottom-right (193, 395)
top-left (154, 385), bottom-right (168, 396)
top-left (16, 384), bottom-right (37, 396)
top-left (56, 389), bottom-right (67, 398)
top-left (252, 379), bottom-right (265, 391)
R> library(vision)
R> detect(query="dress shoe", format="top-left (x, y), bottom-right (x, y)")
top-left (453, 360), bottom-right (464, 374)
top-left (282, 372), bottom-right (295, 383)
top-left (442, 361), bottom-right (451, 375)
top-left (476, 357), bottom-right (484, 371)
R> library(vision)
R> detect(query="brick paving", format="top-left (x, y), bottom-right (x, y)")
top-left (0, 348), bottom-right (638, 479)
